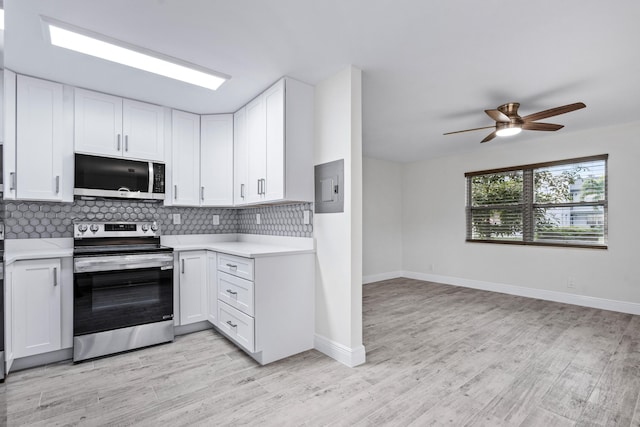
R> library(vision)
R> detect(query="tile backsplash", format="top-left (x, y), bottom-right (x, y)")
top-left (0, 199), bottom-right (312, 239)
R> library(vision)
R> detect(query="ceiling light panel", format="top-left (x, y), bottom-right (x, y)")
top-left (43, 17), bottom-right (229, 91)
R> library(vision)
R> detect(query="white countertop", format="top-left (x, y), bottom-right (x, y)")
top-left (3, 234), bottom-right (315, 264)
top-left (162, 234), bottom-right (315, 258)
top-left (5, 238), bottom-right (74, 265)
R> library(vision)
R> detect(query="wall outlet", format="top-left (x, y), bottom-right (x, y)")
top-left (567, 277), bottom-right (576, 289)
top-left (172, 213), bottom-right (181, 225)
top-left (212, 214), bottom-right (220, 226)
top-left (256, 213), bottom-right (261, 225)
top-left (303, 210), bottom-right (311, 225)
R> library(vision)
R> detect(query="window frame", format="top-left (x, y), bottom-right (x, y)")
top-left (465, 154), bottom-right (608, 249)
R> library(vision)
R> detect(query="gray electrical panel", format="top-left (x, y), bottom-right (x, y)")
top-left (314, 159), bottom-right (344, 213)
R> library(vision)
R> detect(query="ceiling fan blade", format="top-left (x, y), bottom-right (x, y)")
top-left (443, 125), bottom-right (496, 136)
top-left (485, 109), bottom-right (510, 122)
top-left (522, 102), bottom-right (586, 122)
top-left (521, 122), bottom-right (564, 131)
top-left (481, 131), bottom-right (498, 143)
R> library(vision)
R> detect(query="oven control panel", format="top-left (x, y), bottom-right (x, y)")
top-left (74, 221), bottom-right (160, 238)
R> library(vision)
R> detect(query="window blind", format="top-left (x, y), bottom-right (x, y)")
top-left (466, 155), bottom-right (607, 248)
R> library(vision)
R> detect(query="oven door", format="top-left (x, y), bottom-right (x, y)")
top-left (73, 253), bottom-right (174, 336)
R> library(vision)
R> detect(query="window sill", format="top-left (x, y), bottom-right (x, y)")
top-left (466, 239), bottom-right (608, 250)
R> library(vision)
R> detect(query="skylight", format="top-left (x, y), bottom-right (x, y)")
top-left (42, 17), bottom-right (229, 91)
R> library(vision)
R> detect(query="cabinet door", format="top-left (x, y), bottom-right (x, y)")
top-left (74, 88), bottom-right (123, 157)
top-left (122, 99), bottom-right (165, 161)
top-left (246, 95), bottom-right (266, 204)
top-left (200, 114), bottom-right (233, 206)
top-left (233, 107), bottom-right (249, 206)
top-left (16, 75), bottom-right (65, 201)
top-left (178, 251), bottom-right (208, 325)
top-left (171, 110), bottom-right (200, 206)
top-left (264, 79), bottom-right (285, 202)
top-left (12, 259), bottom-right (62, 358)
top-left (207, 252), bottom-right (218, 325)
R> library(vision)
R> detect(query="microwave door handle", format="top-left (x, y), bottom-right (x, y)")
top-left (148, 162), bottom-right (154, 194)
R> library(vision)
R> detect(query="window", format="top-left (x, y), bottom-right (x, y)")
top-left (466, 155), bottom-right (607, 248)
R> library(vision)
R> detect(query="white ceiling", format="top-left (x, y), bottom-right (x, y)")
top-left (5, 0), bottom-right (640, 162)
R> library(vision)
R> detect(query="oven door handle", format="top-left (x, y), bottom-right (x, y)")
top-left (74, 253), bottom-right (175, 273)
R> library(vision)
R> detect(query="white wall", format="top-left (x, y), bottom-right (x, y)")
top-left (313, 66), bottom-right (365, 367)
top-left (401, 121), bottom-right (640, 310)
top-left (362, 157), bottom-right (403, 283)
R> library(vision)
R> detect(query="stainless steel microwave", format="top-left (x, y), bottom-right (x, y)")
top-left (74, 154), bottom-right (165, 200)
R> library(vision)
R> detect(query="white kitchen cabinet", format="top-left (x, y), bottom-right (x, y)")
top-left (214, 251), bottom-right (314, 365)
top-left (172, 112), bottom-right (233, 207)
top-left (207, 252), bottom-right (218, 325)
top-left (74, 88), bottom-right (165, 161)
top-left (11, 259), bottom-right (62, 359)
top-left (3, 70), bottom-right (15, 198)
top-left (200, 114), bottom-right (234, 206)
top-left (233, 107), bottom-right (249, 205)
top-left (11, 75), bottom-right (73, 202)
top-left (178, 251), bottom-right (208, 325)
top-left (171, 110), bottom-right (201, 206)
top-left (246, 94), bottom-right (267, 204)
top-left (234, 77), bottom-right (314, 206)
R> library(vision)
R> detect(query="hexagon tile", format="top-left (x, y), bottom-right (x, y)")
top-left (0, 200), bottom-right (313, 239)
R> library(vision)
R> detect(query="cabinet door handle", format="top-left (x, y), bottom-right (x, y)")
top-left (181, 259), bottom-right (185, 274)
top-left (226, 320), bottom-right (237, 328)
top-left (240, 183), bottom-right (245, 199)
top-left (201, 186), bottom-right (205, 201)
top-left (226, 263), bottom-right (237, 269)
top-left (53, 267), bottom-right (58, 286)
top-left (10, 172), bottom-right (16, 191)
top-left (262, 179), bottom-right (266, 195)
top-left (117, 134), bottom-right (121, 151)
top-left (55, 176), bottom-right (60, 194)
top-left (125, 135), bottom-right (129, 152)
top-left (226, 289), bottom-right (238, 295)
top-left (174, 185), bottom-right (178, 199)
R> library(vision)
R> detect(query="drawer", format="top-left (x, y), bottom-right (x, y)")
top-left (218, 271), bottom-right (254, 316)
top-left (218, 301), bottom-right (255, 353)
top-left (217, 253), bottom-right (254, 281)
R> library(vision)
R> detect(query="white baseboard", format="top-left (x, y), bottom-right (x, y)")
top-left (402, 270), bottom-right (640, 316)
top-left (314, 334), bottom-right (366, 367)
top-left (363, 271), bottom-right (403, 284)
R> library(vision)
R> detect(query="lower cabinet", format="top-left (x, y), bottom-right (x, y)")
top-left (178, 251), bottom-right (208, 325)
top-left (214, 252), bottom-right (314, 365)
top-left (8, 257), bottom-right (75, 366)
top-left (175, 248), bottom-right (314, 365)
top-left (207, 252), bottom-right (218, 325)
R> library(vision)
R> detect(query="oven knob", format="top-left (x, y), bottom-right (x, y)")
top-left (151, 222), bottom-right (159, 232)
top-left (89, 224), bottom-right (99, 233)
top-left (141, 224), bottom-right (150, 232)
top-left (77, 224), bottom-right (88, 233)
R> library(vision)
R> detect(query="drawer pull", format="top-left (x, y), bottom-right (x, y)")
top-left (226, 263), bottom-right (238, 269)
top-left (226, 289), bottom-right (238, 295)
top-left (226, 320), bottom-right (237, 328)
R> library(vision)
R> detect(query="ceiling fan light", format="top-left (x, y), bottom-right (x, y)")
top-left (495, 123), bottom-right (522, 137)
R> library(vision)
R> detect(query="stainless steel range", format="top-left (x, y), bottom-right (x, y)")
top-left (73, 221), bottom-right (174, 362)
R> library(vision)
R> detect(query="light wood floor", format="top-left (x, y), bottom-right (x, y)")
top-left (2, 278), bottom-right (640, 426)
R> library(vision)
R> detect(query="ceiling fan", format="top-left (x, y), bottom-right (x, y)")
top-left (444, 102), bottom-right (586, 143)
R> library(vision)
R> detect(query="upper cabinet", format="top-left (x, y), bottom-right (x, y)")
top-left (4, 74), bottom-right (74, 202)
top-left (75, 88), bottom-right (165, 162)
top-left (234, 77), bottom-right (314, 206)
top-left (201, 114), bottom-right (234, 206)
top-left (171, 110), bottom-right (201, 206)
top-left (170, 111), bottom-right (233, 207)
